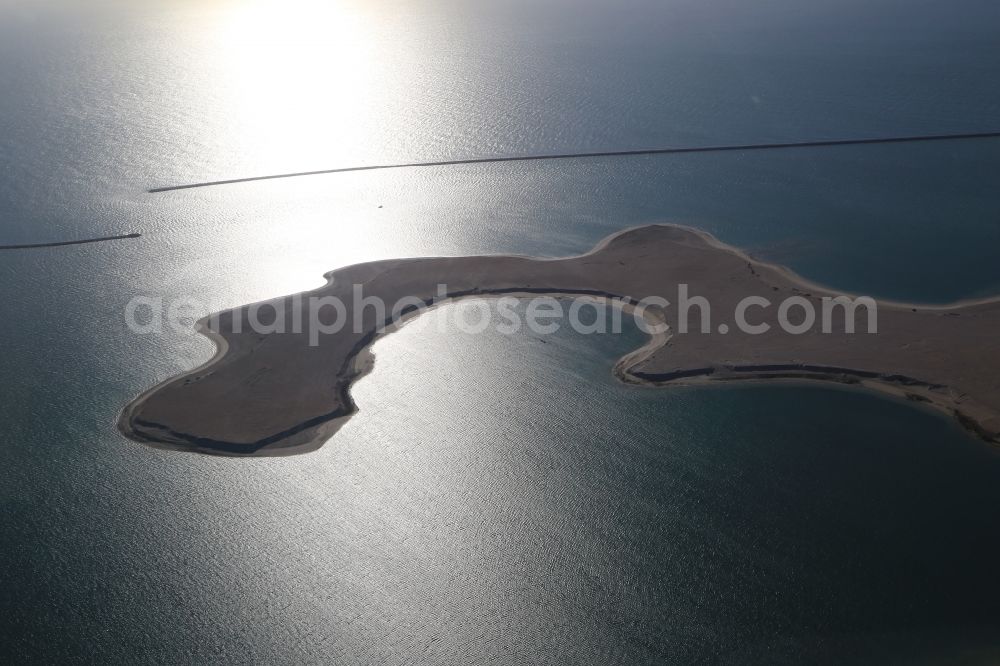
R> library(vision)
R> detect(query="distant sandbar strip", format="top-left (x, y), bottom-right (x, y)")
top-left (148, 131), bottom-right (1000, 193)
top-left (0, 232), bottom-right (140, 250)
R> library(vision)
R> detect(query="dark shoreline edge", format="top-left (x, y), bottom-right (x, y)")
top-left (622, 365), bottom-right (998, 445)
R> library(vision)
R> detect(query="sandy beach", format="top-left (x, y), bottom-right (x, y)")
top-left (119, 224), bottom-right (1000, 456)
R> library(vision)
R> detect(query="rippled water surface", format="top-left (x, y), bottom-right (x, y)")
top-left (2, 0), bottom-right (1000, 662)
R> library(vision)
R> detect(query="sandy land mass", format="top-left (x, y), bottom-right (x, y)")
top-left (119, 224), bottom-right (1000, 456)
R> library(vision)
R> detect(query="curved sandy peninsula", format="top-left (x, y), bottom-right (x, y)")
top-left (119, 224), bottom-right (1000, 456)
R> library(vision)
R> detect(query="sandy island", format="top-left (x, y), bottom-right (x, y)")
top-left (119, 224), bottom-right (1000, 456)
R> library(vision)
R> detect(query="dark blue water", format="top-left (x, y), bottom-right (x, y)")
top-left (2, 0), bottom-right (1000, 662)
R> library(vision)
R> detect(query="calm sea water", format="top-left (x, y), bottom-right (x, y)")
top-left (2, 0), bottom-right (1000, 662)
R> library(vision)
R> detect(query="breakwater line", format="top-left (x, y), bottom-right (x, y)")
top-left (148, 130), bottom-right (1000, 193)
top-left (0, 232), bottom-right (141, 250)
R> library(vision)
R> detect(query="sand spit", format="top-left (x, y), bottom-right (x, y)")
top-left (119, 224), bottom-right (1000, 456)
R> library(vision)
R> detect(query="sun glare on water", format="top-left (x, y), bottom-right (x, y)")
top-left (216, 0), bottom-right (380, 171)
top-left (192, 0), bottom-right (418, 297)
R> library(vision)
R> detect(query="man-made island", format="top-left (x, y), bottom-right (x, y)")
top-left (119, 224), bottom-right (1000, 456)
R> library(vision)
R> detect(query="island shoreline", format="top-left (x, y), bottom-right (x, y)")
top-left (117, 223), bottom-right (1000, 456)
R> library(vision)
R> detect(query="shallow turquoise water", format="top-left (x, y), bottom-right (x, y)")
top-left (2, 0), bottom-right (1000, 662)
